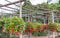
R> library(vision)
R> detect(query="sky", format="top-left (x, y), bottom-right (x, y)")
top-left (0, 0), bottom-right (59, 13)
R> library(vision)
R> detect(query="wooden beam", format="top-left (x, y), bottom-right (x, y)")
top-left (5, 7), bottom-right (19, 11)
top-left (0, 4), bottom-right (19, 11)
top-left (5, 0), bottom-right (20, 7)
top-left (0, 7), bottom-right (16, 12)
top-left (0, 1), bottom-right (20, 7)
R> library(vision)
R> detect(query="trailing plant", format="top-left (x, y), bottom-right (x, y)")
top-left (3, 16), bottom-right (25, 35)
top-left (24, 22), bottom-right (33, 33)
top-left (48, 23), bottom-right (57, 32)
top-left (0, 19), bottom-right (4, 32)
top-left (57, 23), bottom-right (60, 32)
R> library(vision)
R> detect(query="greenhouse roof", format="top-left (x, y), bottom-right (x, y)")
top-left (0, 0), bottom-right (22, 13)
top-left (0, 0), bottom-right (58, 14)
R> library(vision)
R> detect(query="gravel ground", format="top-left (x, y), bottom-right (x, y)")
top-left (23, 35), bottom-right (48, 38)
top-left (23, 34), bottom-right (58, 38)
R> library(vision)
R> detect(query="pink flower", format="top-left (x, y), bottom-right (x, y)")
top-left (15, 31), bottom-right (20, 35)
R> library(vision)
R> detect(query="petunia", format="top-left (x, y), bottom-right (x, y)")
top-left (15, 31), bottom-right (20, 35)
top-left (12, 28), bottom-right (14, 33)
top-left (24, 30), bottom-right (27, 33)
top-left (30, 28), bottom-right (33, 33)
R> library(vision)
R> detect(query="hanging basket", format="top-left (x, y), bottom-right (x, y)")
top-left (48, 23), bottom-right (57, 32)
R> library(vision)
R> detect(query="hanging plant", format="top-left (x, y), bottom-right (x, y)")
top-left (41, 24), bottom-right (48, 32)
top-left (48, 23), bottom-right (57, 32)
top-left (24, 22), bottom-right (33, 34)
top-left (0, 19), bottom-right (4, 32)
top-left (4, 16), bottom-right (25, 35)
top-left (32, 22), bottom-right (42, 32)
top-left (57, 23), bottom-right (60, 32)
top-left (24, 22), bottom-right (44, 35)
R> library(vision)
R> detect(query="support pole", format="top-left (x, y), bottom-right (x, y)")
top-left (52, 11), bottom-right (55, 38)
top-left (43, 14), bottom-right (46, 24)
top-left (43, 13), bottom-right (48, 24)
top-left (19, 0), bottom-right (22, 38)
top-left (28, 32), bottom-right (30, 38)
top-left (20, 1), bottom-right (22, 18)
top-left (52, 11), bottom-right (54, 23)
top-left (44, 19), bottom-right (45, 24)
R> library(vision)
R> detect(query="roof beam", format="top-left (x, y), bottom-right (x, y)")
top-left (0, 7), bottom-right (17, 12)
top-left (0, 4), bottom-right (19, 11)
top-left (5, 0), bottom-right (20, 7)
top-left (5, 6), bottom-right (19, 11)
top-left (0, 1), bottom-right (20, 7)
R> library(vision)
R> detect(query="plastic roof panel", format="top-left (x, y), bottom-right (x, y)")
top-left (0, 0), bottom-right (19, 5)
top-left (0, 0), bottom-right (8, 5)
top-left (0, 0), bottom-right (20, 13)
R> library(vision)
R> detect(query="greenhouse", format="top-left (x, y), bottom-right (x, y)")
top-left (0, 0), bottom-right (60, 38)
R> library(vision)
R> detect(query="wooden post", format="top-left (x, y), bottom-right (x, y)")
top-left (43, 13), bottom-right (48, 24)
top-left (10, 33), bottom-right (12, 38)
top-left (52, 11), bottom-right (55, 38)
top-left (52, 11), bottom-right (54, 23)
top-left (20, 1), bottom-right (22, 18)
top-left (44, 17), bottom-right (46, 24)
top-left (28, 32), bottom-right (30, 38)
top-left (19, 0), bottom-right (22, 38)
top-left (31, 16), bottom-right (32, 22)
top-left (28, 15), bottom-right (30, 22)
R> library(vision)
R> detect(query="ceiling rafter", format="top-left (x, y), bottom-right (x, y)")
top-left (5, 0), bottom-right (20, 7)
top-left (0, 1), bottom-right (20, 12)
top-left (0, 0), bottom-right (34, 12)
top-left (0, 7), bottom-right (17, 12)
top-left (0, 4), bottom-right (19, 11)
top-left (4, 6), bottom-right (19, 11)
top-left (0, 1), bottom-right (20, 7)
top-left (0, 0), bottom-right (51, 14)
